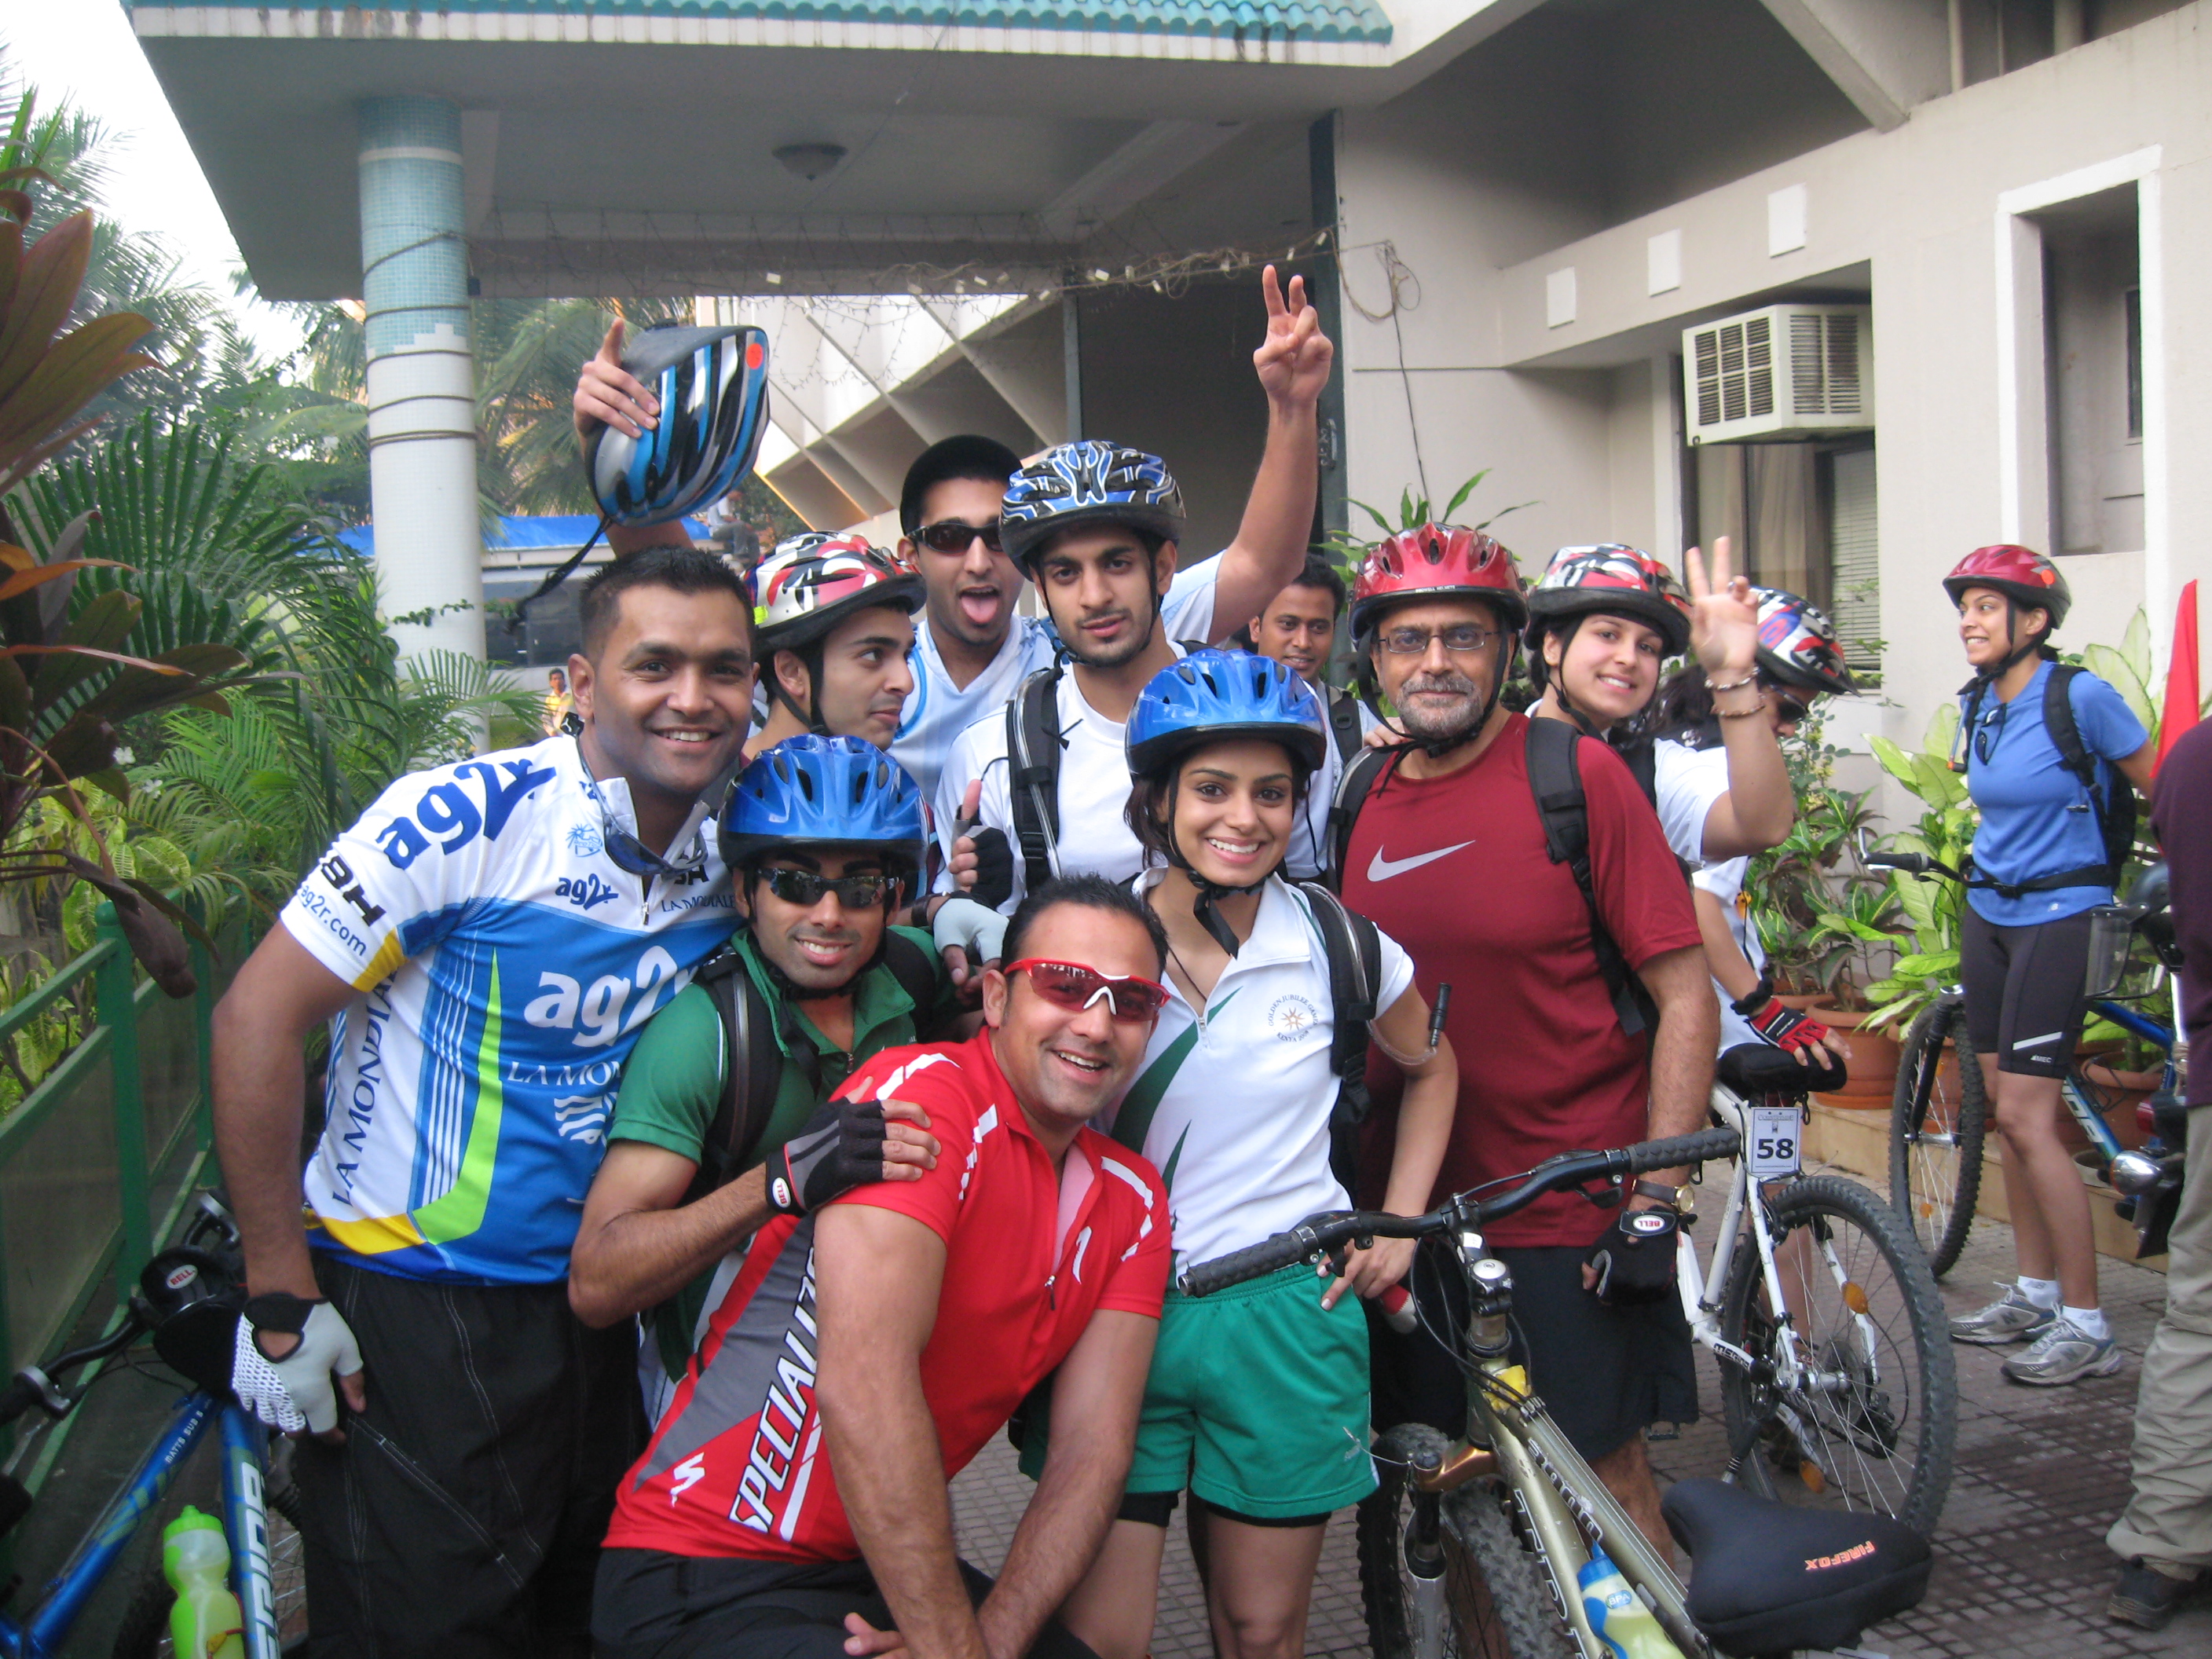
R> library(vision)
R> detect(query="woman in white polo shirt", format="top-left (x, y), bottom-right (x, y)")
top-left (1043, 649), bottom-right (1456, 1659)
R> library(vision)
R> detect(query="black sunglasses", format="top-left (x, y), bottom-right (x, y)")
top-left (756, 867), bottom-right (896, 910)
top-left (1972, 701), bottom-right (2007, 766)
top-left (914, 519), bottom-right (1004, 555)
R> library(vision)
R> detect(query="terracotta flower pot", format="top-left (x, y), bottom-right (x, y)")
top-left (1811, 1005), bottom-right (1899, 1100)
top-left (2078, 1060), bottom-right (2159, 1152)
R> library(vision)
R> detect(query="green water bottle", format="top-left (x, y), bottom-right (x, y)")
top-left (163, 1505), bottom-right (246, 1659)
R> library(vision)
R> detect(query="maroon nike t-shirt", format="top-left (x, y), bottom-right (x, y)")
top-left (1342, 714), bottom-right (1702, 1247)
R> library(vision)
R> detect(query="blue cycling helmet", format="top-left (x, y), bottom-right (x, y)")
top-left (586, 324), bottom-right (771, 526)
top-left (1000, 440), bottom-right (1187, 573)
top-left (1126, 649), bottom-right (1328, 781)
top-left (720, 735), bottom-right (926, 881)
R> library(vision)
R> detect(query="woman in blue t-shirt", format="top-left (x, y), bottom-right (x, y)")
top-left (1941, 545), bottom-right (2155, 1387)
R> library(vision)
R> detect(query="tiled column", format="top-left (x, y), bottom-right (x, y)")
top-left (359, 96), bottom-right (483, 661)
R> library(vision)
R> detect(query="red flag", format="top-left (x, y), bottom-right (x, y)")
top-left (2158, 578), bottom-right (2201, 772)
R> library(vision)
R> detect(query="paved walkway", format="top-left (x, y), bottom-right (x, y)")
top-left (950, 1207), bottom-right (2210, 1657)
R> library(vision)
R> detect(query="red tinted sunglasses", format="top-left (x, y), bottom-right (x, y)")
top-left (1004, 959), bottom-right (1170, 1023)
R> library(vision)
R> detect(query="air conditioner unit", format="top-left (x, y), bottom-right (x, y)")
top-left (1683, 304), bottom-right (1873, 444)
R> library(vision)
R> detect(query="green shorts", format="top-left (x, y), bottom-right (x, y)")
top-left (1022, 1261), bottom-right (1375, 1520)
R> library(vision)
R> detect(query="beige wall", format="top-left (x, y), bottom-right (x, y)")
top-left (1335, 2), bottom-right (2210, 772)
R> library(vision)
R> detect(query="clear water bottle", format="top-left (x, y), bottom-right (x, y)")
top-left (163, 1505), bottom-right (246, 1659)
top-left (1577, 1544), bottom-right (1682, 1659)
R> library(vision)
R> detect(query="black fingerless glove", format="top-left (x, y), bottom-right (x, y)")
top-left (767, 1097), bottom-right (889, 1216)
top-left (967, 827), bottom-right (1016, 911)
top-left (1583, 1207), bottom-right (1680, 1306)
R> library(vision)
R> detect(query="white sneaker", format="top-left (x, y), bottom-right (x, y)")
top-left (1948, 1285), bottom-right (2055, 1346)
top-left (2001, 1314), bottom-right (2123, 1386)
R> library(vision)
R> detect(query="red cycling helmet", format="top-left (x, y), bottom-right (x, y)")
top-left (1525, 544), bottom-right (1694, 658)
top-left (1941, 544), bottom-right (2071, 630)
top-left (1350, 525), bottom-right (1526, 638)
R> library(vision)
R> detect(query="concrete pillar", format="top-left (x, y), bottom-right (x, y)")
top-left (359, 96), bottom-right (482, 662)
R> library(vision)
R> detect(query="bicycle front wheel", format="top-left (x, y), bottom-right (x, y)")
top-left (1718, 1174), bottom-right (1957, 1536)
top-left (1357, 1424), bottom-right (1573, 1659)
top-left (1889, 998), bottom-right (1987, 1276)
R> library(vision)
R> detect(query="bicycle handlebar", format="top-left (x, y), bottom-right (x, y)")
top-left (1177, 1127), bottom-right (1741, 1297)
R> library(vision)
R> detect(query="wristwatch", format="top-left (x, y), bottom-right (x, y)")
top-left (1633, 1179), bottom-right (1694, 1215)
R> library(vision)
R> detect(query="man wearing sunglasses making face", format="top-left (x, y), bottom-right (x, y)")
top-left (595, 875), bottom-right (1174, 1659)
top-left (570, 736), bottom-right (969, 1414)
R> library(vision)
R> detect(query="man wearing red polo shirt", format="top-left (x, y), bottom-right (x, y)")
top-left (593, 875), bottom-right (1173, 1659)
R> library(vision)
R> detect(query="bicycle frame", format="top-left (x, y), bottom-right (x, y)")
top-left (1404, 1229), bottom-right (1710, 1659)
top-left (0, 1394), bottom-right (280, 1659)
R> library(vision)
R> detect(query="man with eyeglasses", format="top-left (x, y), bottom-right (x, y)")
top-left (1328, 525), bottom-right (1716, 1563)
top-left (210, 545), bottom-right (758, 1654)
top-left (594, 874), bottom-right (1173, 1659)
top-left (569, 735), bottom-right (967, 1417)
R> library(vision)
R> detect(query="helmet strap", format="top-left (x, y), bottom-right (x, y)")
top-left (767, 646), bottom-right (833, 736)
top-left (1156, 775), bottom-right (1263, 956)
top-left (1543, 616), bottom-right (1624, 739)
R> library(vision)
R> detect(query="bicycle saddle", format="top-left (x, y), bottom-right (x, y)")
top-left (1716, 1042), bottom-right (1848, 1100)
top-left (1661, 1477), bottom-right (1931, 1657)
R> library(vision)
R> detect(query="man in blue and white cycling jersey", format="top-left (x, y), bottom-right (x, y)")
top-left (212, 545), bottom-right (756, 1657)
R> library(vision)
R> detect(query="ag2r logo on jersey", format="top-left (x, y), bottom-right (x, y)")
top-left (375, 757), bottom-right (558, 870)
top-left (556, 873), bottom-right (621, 910)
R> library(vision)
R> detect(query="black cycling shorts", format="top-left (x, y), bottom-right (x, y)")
top-left (1367, 1241), bottom-right (1697, 1465)
top-left (1959, 906), bottom-right (2097, 1077)
top-left (593, 1549), bottom-right (1099, 1659)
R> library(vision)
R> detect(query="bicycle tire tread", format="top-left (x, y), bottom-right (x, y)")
top-left (1357, 1424), bottom-right (1574, 1659)
top-left (1890, 999), bottom-right (1987, 1278)
top-left (1719, 1174), bottom-right (1957, 1536)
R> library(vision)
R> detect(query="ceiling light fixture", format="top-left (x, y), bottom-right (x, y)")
top-left (774, 142), bottom-right (848, 181)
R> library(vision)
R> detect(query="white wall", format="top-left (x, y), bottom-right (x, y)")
top-left (1336, 1), bottom-right (2212, 774)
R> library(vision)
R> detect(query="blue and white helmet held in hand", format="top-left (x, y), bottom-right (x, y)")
top-left (1126, 649), bottom-right (1328, 782)
top-left (999, 440), bottom-right (1187, 573)
top-left (586, 324), bottom-right (771, 526)
top-left (720, 734), bottom-right (927, 884)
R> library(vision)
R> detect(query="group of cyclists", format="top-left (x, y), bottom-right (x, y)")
top-left (196, 269), bottom-right (2194, 1656)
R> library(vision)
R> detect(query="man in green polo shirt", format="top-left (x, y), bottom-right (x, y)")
top-left (568, 736), bottom-right (966, 1406)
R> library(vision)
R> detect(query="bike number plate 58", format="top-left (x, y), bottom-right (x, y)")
top-left (1749, 1105), bottom-right (1803, 1179)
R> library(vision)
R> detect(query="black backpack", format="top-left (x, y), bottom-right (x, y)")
top-left (1298, 881), bottom-right (1386, 1193)
top-left (1323, 685), bottom-right (1368, 766)
top-left (681, 932), bottom-right (941, 1203)
top-left (1959, 662), bottom-right (2139, 899)
top-left (1326, 719), bottom-right (1657, 1037)
top-left (1004, 647), bottom-right (1214, 895)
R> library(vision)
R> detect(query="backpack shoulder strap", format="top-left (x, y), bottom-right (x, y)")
top-left (2042, 664), bottom-right (2097, 789)
top-left (1005, 662), bottom-right (1066, 895)
top-left (1325, 687), bottom-right (1366, 765)
top-left (1325, 742), bottom-right (1397, 894)
top-left (686, 948), bottom-right (786, 1203)
top-left (881, 928), bottom-right (947, 1038)
top-left (1614, 731), bottom-right (1659, 810)
top-left (1296, 881), bottom-right (1384, 1193)
top-left (1524, 718), bottom-right (1654, 1037)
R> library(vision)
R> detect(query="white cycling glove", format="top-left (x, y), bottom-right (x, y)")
top-left (232, 1296), bottom-right (363, 1434)
top-left (932, 895), bottom-right (1009, 973)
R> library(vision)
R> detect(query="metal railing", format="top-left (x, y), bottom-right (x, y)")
top-left (0, 903), bottom-right (220, 1386)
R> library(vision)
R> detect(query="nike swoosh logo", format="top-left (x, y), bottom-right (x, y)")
top-left (1367, 840), bottom-right (1475, 881)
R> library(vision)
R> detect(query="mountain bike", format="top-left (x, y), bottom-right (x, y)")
top-left (1686, 1044), bottom-right (1954, 1533)
top-left (1870, 845), bottom-right (2179, 1276)
top-left (0, 1193), bottom-right (306, 1658)
top-left (1181, 1130), bottom-right (1936, 1659)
